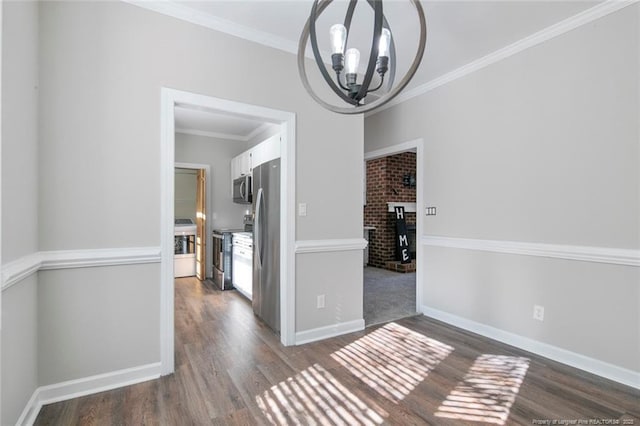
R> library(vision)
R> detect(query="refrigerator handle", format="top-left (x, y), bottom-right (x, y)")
top-left (255, 188), bottom-right (264, 267)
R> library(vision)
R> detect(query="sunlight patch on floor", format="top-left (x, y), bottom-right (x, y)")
top-left (256, 363), bottom-right (387, 425)
top-left (434, 354), bottom-right (530, 425)
top-left (330, 322), bottom-right (454, 402)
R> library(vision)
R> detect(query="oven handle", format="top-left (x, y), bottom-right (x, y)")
top-left (239, 180), bottom-right (246, 199)
top-left (234, 250), bottom-right (252, 258)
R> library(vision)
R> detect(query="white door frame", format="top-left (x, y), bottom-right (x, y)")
top-left (0, 1), bottom-right (3, 333)
top-left (364, 138), bottom-right (425, 315)
top-left (160, 88), bottom-right (296, 375)
top-left (174, 162), bottom-right (212, 278)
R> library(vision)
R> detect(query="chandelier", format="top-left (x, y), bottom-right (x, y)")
top-left (298, 0), bottom-right (427, 114)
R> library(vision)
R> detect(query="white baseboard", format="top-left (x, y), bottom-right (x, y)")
top-left (421, 306), bottom-right (640, 390)
top-left (17, 362), bottom-right (161, 426)
top-left (295, 319), bottom-right (365, 345)
top-left (15, 390), bottom-right (41, 426)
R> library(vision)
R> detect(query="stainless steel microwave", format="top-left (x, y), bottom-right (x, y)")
top-left (233, 175), bottom-right (252, 204)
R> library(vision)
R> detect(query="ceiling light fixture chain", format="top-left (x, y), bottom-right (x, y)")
top-left (298, 0), bottom-right (426, 115)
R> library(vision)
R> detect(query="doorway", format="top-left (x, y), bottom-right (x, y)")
top-left (174, 165), bottom-right (209, 280)
top-left (160, 89), bottom-right (296, 375)
top-left (363, 139), bottom-right (424, 327)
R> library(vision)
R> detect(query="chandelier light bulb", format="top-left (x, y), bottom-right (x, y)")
top-left (329, 24), bottom-right (347, 55)
top-left (345, 48), bottom-right (360, 74)
top-left (378, 27), bottom-right (391, 58)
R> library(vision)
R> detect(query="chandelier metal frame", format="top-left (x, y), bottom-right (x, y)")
top-left (297, 0), bottom-right (427, 115)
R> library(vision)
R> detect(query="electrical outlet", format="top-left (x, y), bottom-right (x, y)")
top-left (426, 206), bottom-right (437, 216)
top-left (298, 203), bottom-right (307, 217)
top-left (533, 305), bottom-right (545, 321)
top-left (317, 295), bottom-right (325, 309)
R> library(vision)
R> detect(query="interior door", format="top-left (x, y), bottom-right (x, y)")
top-left (195, 169), bottom-right (206, 280)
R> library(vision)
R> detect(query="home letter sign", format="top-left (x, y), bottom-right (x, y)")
top-left (394, 206), bottom-right (411, 264)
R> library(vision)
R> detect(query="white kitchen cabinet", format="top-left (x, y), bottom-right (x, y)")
top-left (251, 134), bottom-right (281, 168)
top-left (250, 142), bottom-right (265, 173)
top-left (231, 150), bottom-right (252, 180)
top-left (230, 134), bottom-right (281, 182)
top-left (262, 134), bottom-right (281, 164)
top-left (240, 151), bottom-right (252, 175)
top-left (231, 156), bottom-right (239, 181)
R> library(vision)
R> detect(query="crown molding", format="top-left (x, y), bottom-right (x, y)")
top-left (366, 0), bottom-right (639, 118)
top-left (122, 0), bottom-right (314, 59)
top-left (364, 139), bottom-right (420, 160)
top-left (176, 122), bottom-right (276, 143)
top-left (175, 127), bottom-right (249, 142)
top-left (245, 122), bottom-right (275, 142)
top-left (122, 0), bottom-right (638, 120)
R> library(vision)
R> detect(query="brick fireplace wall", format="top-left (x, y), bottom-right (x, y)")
top-left (364, 152), bottom-right (417, 268)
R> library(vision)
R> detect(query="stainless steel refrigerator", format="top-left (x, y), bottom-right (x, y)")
top-left (252, 158), bottom-right (280, 333)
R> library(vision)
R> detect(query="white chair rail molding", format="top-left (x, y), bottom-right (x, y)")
top-left (421, 235), bottom-right (640, 267)
top-left (1, 247), bottom-right (162, 291)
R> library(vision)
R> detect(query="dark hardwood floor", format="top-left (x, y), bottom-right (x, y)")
top-left (35, 277), bottom-right (639, 425)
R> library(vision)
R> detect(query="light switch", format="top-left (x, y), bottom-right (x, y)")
top-left (298, 203), bottom-right (307, 217)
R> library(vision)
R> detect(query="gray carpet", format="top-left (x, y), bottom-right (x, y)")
top-left (364, 266), bottom-right (417, 327)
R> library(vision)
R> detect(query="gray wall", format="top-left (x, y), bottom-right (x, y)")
top-left (2, 275), bottom-right (38, 426)
top-left (2, 0), bottom-right (39, 263)
top-left (365, 5), bottom-right (639, 372)
top-left (175, 133), bottom-right (248, 230)
top-left (1, 2), bottom-right (40, 424)
top-left (296, 251), bottom-right (363, 331)
top-left (32, 0), bottom-right (363, 391)
top-left (38, 264), bottom-right (160, 385)
top-left (174, 167), bottom-right (197, 223)
top-left (37, 1), bottom-right (363, 250)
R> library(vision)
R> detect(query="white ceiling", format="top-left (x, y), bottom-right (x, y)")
top-left (142, 0), bottom-right (602, 134)
top-left (174, 105), bottom-right (277, 141)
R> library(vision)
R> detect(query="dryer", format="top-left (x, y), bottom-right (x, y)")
top-left (174, 219), bottom-right (196, 278)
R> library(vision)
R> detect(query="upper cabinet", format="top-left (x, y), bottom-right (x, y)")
top-left (231, 134), bottom-right (281, 180)
top-left (232, 151), bottom-right (252, 178)
top-left (251, 134), bottom-right (281, 170)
